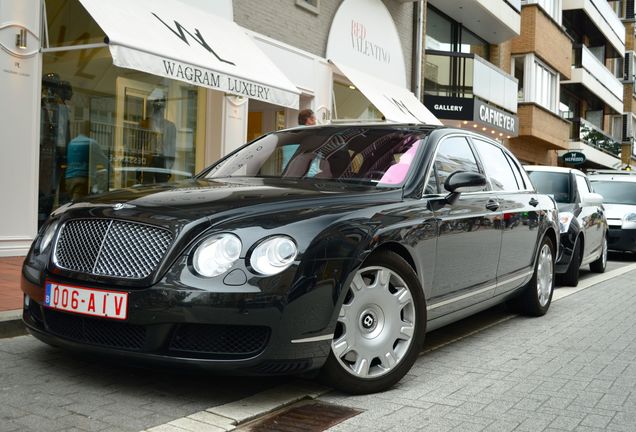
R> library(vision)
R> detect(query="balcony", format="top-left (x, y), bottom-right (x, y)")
top-left (562, 45), bottom-right (624, 113)
top-left (563, 118), bottom-right (623, 168)
top-left (424, 51), bottom-right (518, 113)
top-left (428, 0), bottom-right (520, 44)
top-left (562, 0), bottom-right (625, 56)
top-left (573, 118), bottom-right (621, 156)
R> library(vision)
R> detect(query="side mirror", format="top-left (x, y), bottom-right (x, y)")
top-left (444, 171), bottom-right (487, 194)
top-left (428, 171), bottom-right (487, 211)
top-left (581, 192), bottom-right (603, 207)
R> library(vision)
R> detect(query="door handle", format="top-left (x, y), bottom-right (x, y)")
top-left (486, 199), bottom-right (500, 211)
top-left (529, 197), bottom-right (539, 207)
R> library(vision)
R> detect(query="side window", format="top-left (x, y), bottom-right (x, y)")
top-left (504, 152), bottom-right (526, 190)
top-left (472, 139), bottom-right (520, 192)
top-left (575, 175), bottom-right (590, 197)
top-left (432, 136), bottom-right (480, 191)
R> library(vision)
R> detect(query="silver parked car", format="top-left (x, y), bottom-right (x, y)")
top-left (526, 166), bottom-right (607, 286)
top-left (588, 172), bottom-right (636, 253)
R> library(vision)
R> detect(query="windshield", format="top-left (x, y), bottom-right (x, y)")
top-left (526, 171), bottom-right (573, 203)
top-left (590, 181), bottom-right (636, 205)
top-left (202, 127), bottom-right (429, 186)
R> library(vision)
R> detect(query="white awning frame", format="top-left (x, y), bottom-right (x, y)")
top-left (331, 61), bottom-right (442, 125)
top-left (78, 0), bottom-right (300, 109)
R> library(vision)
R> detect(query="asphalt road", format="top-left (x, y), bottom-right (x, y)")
top-left (0, 253), bottom-right (634, 432)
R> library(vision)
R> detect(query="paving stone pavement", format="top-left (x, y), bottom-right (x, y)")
top-left (0, 339), bottom-right (287, 432)
top-left (321, 270), bottom-right (636, 432)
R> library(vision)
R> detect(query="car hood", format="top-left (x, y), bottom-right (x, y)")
top-left (603, 203), bottom-right (636, 220)
top-left (55, 177), bottom-right (402, 226)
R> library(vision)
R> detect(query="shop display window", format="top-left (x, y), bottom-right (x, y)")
top-left (38, 46), bottom-right (202, 226)
top-left (332, 81), bottom-right (382, 121)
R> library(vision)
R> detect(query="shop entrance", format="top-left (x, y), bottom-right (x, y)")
top-left (247, 100), bottom-right (289, 141)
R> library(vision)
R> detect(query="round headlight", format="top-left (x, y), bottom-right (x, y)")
top-left (624, 213), bottom-right (636, 223)
top-left (39, 220), bottom-right (59, 252)
top-left (558, 212), bottom-right (574, 234)
top-left (192, 234), bottom-right (242, 277)
top-left (250, 236), bottom-right (297, 276)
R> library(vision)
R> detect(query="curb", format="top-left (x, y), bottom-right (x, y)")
top-left (0, 309), bottom-right (26, 339)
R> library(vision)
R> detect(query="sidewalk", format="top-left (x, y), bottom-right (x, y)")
top-left (0, 256), bottom-right (25, 338)
top-left (0, 256), bottom-right (23, 312)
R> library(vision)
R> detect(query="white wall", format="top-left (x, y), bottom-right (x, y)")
top-left (0, 0), bottom-right (41, 256)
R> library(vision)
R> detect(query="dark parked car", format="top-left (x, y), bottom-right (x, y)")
top-left (22, 125), bottom-right (559, 394)
top-left (526, 166), bottom-right (607, 286)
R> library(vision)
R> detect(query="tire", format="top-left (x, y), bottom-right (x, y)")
top-left (589, 232), bottom-right (608, 273)
top-left (514, 236), bottom-right (555, 317)
top-left (559, 237), bottom-right (581, 287)
top-left (320, 250), bottom-right (426, 394)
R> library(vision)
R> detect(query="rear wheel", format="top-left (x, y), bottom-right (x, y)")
top-left (559, 237), bottom-right (581, 287)
top-left (320, 251), bottom-right (425, 394)
top-left (589, 232), bottom-right (608, 273)
top-left (515, 236), bottom-right (555, 317)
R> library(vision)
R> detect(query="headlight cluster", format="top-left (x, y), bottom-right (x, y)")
top-left (192, 234), bottom-right (297, 278)
top-left (39, 220), bottom-right (59, 252)
top-left (193, 234), bottom-right (242, 277)
top-left (624, 213), bottom-right (636, 223)
top-left (558, 212), bottom-right (574, 234)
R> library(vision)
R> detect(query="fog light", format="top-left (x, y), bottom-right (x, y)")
top-left (24, 295), bottom-right (30, 307)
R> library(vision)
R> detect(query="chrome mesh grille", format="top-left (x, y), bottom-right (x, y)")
top-left (54, 219), bottom-right (173, 279)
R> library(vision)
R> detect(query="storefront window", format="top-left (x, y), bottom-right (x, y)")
top-left (45, 0), bottom-right (106, 48)
top-left (332, 81), bottom-right (382, 121)
top-left (38, 46), bottom-right (202, 226)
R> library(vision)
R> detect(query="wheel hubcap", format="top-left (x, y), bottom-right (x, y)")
top-left (536, 244), bottom-right (553, 307)
top-left (602, 237), bottom-right (608, 267)
top-left (332, 266), bottom-right (415, 379)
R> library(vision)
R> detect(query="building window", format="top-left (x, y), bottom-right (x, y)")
top-left (332, 81), bottom-right (382, 121)
top-left (425, 6), bottom-right (490, 59)
top-left (295, 0), bottom-right (319, 14)
top-left (513, 54), bottom-right (558, 113)
top-left (512, 56), bottom-right (525, 101)
top-left (521, 0), bottom-right (562, 25)
top-left (534, 60), bottom-right (557, 112)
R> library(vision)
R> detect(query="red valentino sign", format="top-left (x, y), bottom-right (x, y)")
top-left (350, 20), bottom-right (391, 64)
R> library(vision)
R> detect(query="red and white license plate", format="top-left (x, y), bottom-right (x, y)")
top-left (44, 281), bottom-right (128, 320)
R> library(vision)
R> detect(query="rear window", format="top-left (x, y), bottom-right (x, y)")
top-left (590, 181), bottom-right (636, 205)
top-left (527, 171), bottom-right (573, 203)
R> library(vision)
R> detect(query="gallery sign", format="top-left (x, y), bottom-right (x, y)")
top-left (424, 96), bottom-right (474, 121)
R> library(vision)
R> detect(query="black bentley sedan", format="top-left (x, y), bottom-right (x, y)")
top-left (22, 125), bottom-right (559, 394)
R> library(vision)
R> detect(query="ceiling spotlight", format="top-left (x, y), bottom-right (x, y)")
top-left (348, 85), bottom-right (356, 90)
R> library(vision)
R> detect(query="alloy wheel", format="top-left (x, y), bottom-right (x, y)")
top-left (536, 244), bottom-right (553, 307)
top-left (332, 266), bottom-right (416, 379)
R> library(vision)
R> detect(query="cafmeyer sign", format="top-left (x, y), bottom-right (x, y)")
top-left (474, 100), bottom-right (518, 136)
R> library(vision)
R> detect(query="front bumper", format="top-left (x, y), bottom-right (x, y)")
top-left (607, 227), bottom-right (636, 252)
top-left (21, 260), bottom-right (344, 374)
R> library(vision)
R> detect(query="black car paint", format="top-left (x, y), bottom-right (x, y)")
top-left (22, 125), bottom-right (558, 373)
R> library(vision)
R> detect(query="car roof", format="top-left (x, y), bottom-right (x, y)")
top-left (524, 165), bottom-right (585, 176)
top-left (588, 173), bottom-right (636, 182)
top-left (282, 122), bottom-right (443, 133)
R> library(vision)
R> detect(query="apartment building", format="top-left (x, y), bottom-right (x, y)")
top-left (558, 0), bottom-right (625, 169)
top-left (613, 0), bottom-right (636, 168)
top-left (422, 1), bottom-right (521, 141)
top-left (507, 0), bottom-right (572, 165)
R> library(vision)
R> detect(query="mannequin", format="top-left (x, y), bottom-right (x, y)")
top-left (140, 88), bottom-right (176, 183)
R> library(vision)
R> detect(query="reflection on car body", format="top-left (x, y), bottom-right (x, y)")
top-left (23, 125), bottom-right (558, 394)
